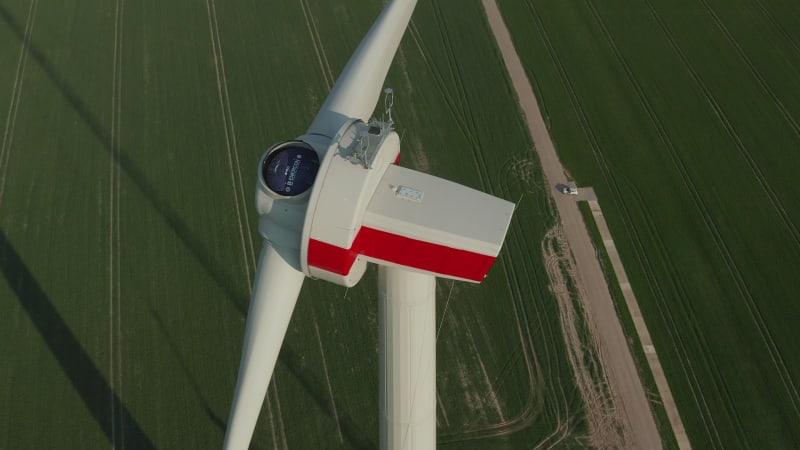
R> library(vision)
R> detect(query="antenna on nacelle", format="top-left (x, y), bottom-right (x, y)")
top-left (384, 87), bottom-right (395, 128)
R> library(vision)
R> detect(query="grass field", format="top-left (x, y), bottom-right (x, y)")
top-left (0, 0), bottom-right (617, 448)
top-left (498, 0), bottom-right (800, 448)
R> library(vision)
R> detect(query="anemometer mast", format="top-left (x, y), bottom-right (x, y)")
top-left (223, 1), bottom-right (515, 449)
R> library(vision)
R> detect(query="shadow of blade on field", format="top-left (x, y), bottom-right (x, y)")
top-left (278, 345), bottom-right (375, 449)
top-left (150, 305), bottom-right (372, 449)
top-left (0, 3), bottom-right (250, 316)
top-left (148, 309), bottom-right (227, 432)
top-left (0, 228), bottom-right (154, 449)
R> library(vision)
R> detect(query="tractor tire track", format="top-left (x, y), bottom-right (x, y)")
top-left (409, 5), bottom-right (506, 192)
top-left (542, 226), bottom-right (626, 449)
top-left (300, 0), bottom-right (333, 89)
top-left (441, 218), bottom-right (545, 441)
top-left (465, 316), bottom-right (506, 423)
top-left (698, 0), bottom-right (800, 141)
top-left (206, 0), bottom-right (283, 446)
top-left (407, 21), bottom-right (475, 144)
top-left (407, 18), bottom-right (492, 189)
top-left (313, 309), bottom-right (344, 445)
top-left (108, 0), bottom-right (125, 447)
top-left (643, 0), bottom-right (800, 424)
top-left (751, 0), bottom-right (800, 56)
top-left (583, 3), bottom-right (733, 447)
top-left (645, 0), bottom-right (800, 252)
top-left (205, 0), bottom-right (257, 286)
top-left (0, 0), bottom-right (37, 207)
top-left (428, 3), bottom-right (469, 116)
top-left (428, 1), bottom-right (497, 199)
top-left (627, 187), bottom-right (726, 448)
top-left (470, 189), bottom-right (561, 437)
top-left (430, 2), bottom-right (495, 193)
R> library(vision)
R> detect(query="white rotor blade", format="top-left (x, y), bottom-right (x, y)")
top-left (223, 243), bottom-right (305, 450)
top-left (308, 0), bottom-right (418, 138)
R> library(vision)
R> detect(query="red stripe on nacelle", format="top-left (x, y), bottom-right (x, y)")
top-left (308, 226), bottom-right (496, 282)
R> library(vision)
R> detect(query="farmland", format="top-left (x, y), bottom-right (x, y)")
top-left (0, 0), bottom-right (624, 448)
top-left (497, 0), bottom-right (800, 448)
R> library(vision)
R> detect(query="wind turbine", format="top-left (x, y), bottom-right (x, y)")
top-left (223, 0), bottom-right (515, 449)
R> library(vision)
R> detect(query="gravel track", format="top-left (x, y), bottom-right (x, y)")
top-left (481, 1), bottom-right (664, 448)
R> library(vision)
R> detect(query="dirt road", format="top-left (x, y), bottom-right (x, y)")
top-left (482, 1), bottom-right (664, 448)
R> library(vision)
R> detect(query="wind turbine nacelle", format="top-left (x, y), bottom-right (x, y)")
top-left (255, 117), bottom-right (398, 271)
top-left (256, 116), bottom-right (514, 288)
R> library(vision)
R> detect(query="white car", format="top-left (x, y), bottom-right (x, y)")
top-left (561, 185), bottom-right (578, 195)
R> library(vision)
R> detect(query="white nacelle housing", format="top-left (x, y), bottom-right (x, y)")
top-left (255, 118), bottom-right (515, 287)
top-left (300, 119), bottom-right (400, 285)
top-left (296, 119), bottom-right (514, 286)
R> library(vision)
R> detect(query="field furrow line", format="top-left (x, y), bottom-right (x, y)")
top-left (207, 1), bottom-right (293, 444)
top-left (646, 0), bottom-right (800, 252)
top-left (407, 22), bottom-right (475, 143)
top-left (269, 380), bottom-right (289, 450)
top-left (312, 311), bottom-right (344, 445)
top-left (205, 0), bottom-right (255, 291)
top-left (108, 0), bottom-right (125, 447)
top-left (431, 1), bottom-right (501, 198)
top-left (595, 0), bottom-right (797, 444)
top-left (467, 320), bottom-right (506, 422)
top-left (115, 2), bottom-right (125, 446)
top-left (707, 78), bottom-right (800, 245)
top-left (300, 0), bottom-right (333, 89)
top-left (210, 0), bottom-right (257, 267)
top-left (431, 2), bottom-right (490, 190)
top-left (586, 2), bottom-right (751, 446)
top-left (488, 229), bottom-right (545, 432)
top-left (0, 0), bottom-right (37, 208)
top-left (699, 0), bottom-right (800, 140)
top-left (261, 387), bottom-right (278, 449)
top-left (627, 187), bottom-right (725, 448)
top-left (643, 0), bottom-right (800, 421)
top-left (409, 16), bottom-right (496, 198)
top-left (751, 0), bottom-right (800, 56)
top-left (210, 1), bottom-right (255, 257)
top-left (408, 19), bottom-right (472, 134)
top-left (441, 236), bottom-right (541, 441)
top-left (429, 3), bottom-right (467, 116)
top-left (437, 392), bottom-right (450, 427)
top-left (206, 1), bottom-right (294, 445)
top-left (447, 14), bottom-right (499, 197)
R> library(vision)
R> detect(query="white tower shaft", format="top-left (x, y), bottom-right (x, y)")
top-left (223, 244), bottom-right (305, 450)
top-left (379, 266), bottom-right (437, 450)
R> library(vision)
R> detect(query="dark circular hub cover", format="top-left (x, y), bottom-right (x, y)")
top-left (262, 143), bottom-right (320, 196)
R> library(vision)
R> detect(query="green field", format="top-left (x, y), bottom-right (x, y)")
top-left (0, 0), bottom-right (621, 448)
top-left (498, 0), bottom-right (800, 448)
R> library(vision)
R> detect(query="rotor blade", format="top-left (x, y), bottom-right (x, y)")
top-left (223, 243), bottom-right (306, 450)
top-left (308, 0), bottom-right (417, 138)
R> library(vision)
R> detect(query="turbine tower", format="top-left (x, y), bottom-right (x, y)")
top-left (223, 1), bottom-right (514, 448)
